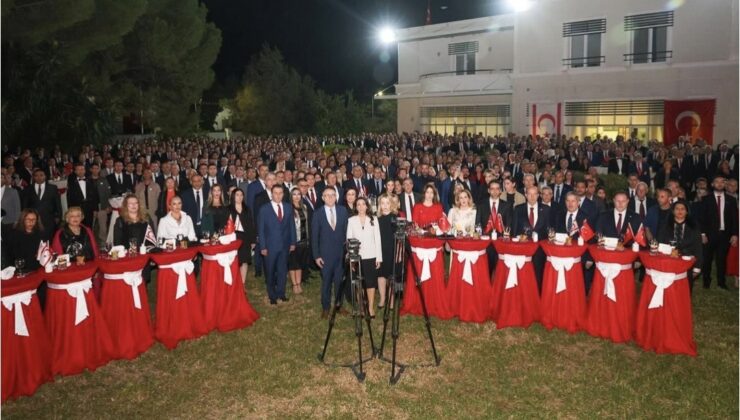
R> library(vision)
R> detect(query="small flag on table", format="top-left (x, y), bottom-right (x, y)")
top-left (580, 220), bottom-right (595, 242)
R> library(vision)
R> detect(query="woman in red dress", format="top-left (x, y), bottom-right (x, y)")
top-left (411, 183), bottom-right (444, 228)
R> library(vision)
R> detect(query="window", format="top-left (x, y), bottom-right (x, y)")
top-left (563, 19), bottom-right (606, 68)
top-left (624, 11), bottom-right (673, 63)
top-left (420, 105), bottom-right (510, 137)
top-left (564, 100), bottom-right (664, 141)
top-left (449, 41), bottom-right (478, 75)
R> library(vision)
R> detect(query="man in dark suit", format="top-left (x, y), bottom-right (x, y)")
top-left (573, 180), bottom-right (598, 223)
top-left (343, 166), bottom-right (368, 197)
top-left (204, 164), bottom-right (226, 189)
top-left (700, 175), bottom-right (738, 289)
top-left (627, 154), bottom-right (651, 185)
top-left (549, 171), bottom-right (572, 207)
top-left (399, 178), bottom-right (422, 223)
top-left (254, 174), bottom-right (288, 218)
top-left (23, 169), bottom-right (62, 240)
top-left (554, 192), bottom-right (598, 292)
top-left (607, 152), bottom-right (628, 176)
top-left (365, 167), bottom-right (385, 197)
top-left (258, 185), bottom-right (296, 305)
top-left (596, 191), bottom-right (640, 239)
top-left (629, 182), bottom-right (655, 222)
top-left (180, 174), bottom-right (207, 238)
top-left (311, 188), bottom-right (350, 319)
top-left (246, 164), bottom-right (269, 210)
top-left (513, 186), bottom-right (552, 290)
top-left (476, 180), bottom-right (513, 274)
top-left (106, 161), bottom-right (134, 197)
top-left (66, 163), bottom-right (99, 228)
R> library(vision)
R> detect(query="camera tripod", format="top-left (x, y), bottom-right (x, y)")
top-left (317, 244), bottom-right (377, 382)
top-left (377, 226), bottom-right (441, 384)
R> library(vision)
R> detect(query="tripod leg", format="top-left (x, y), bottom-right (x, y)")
top-left (414, 275), bottom-right (441, 366)
top-left (351, 263), bottom-right (366, 382)
top-left (389, 282), bottom-right (404, 384)
top-left (378, 275), bottom-right (394, 357)
top-left (318, 275), bottom-right (349, 362)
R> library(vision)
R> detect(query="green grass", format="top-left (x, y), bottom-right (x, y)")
top-left (3, 270), bottom-right (738, 419)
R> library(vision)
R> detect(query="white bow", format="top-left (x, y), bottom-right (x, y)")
top-left (548, 257), bottom-right (580, 294)
top-left (204, 251), bottom-right (237, 285)
top-left (1, 290), bottom-right (36, 336)
top-left (47, 278), bottom-right (92, 325)
top-left (596, 262), bottom-right (632, 302)
top-left (104, 270), bottom-right (144, 309)
top-left (502, 254), bottom-right (531, 289)
top-left (454, 250), bottom-right (486, 285)
top-left (161, 260), bottom-right (194, 300)
top-left (646, 268), bottom-right (687, 309)
top-left (411, 247), bottom-right (442, 282)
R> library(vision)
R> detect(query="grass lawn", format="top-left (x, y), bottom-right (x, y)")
top-left (3, 269), bottom-right (738, 418)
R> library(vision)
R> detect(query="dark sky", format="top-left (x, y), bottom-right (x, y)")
top-left (203, 0), bottom-right (505, 99)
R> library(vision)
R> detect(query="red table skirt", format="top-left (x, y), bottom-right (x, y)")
top-left (100, 279), bottom-right (154, 360)
top-left (45, 287), bottom-right (116, 376)
top-left (727, 244), bottom-right (739, 276)
top-left (635, 273), bottom-right (696, 356)
top-left (2, 293), bottom-right (52, 402)
top-left (447, 250), bottom-right (491, 323)
top-left (489, 260), bottom-right (540, 329)
top-left (540, 260), bottom-right (587, 334)
top-left (586, 269), bottom-right (637, 343)
top-left (200, 257), bottom-right (259, 333)
top-left (154, 268), bottom-right (208, 349)
top-left (400, 251), bottom-right (454, 320)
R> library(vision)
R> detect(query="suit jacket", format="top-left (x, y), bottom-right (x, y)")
top-left (1, 186), bottom-right (21, 225)
top-left (365, 178), bottom-right (385, 197)
top-left (627, 161), bottom-right (651, 184)
top-left (513, 202), bottom-right (551, 238)
top-left (106, 172), bottom-right (134, 196)
top-left (23, 182), bottom-right (62, 239)
top-left (343, 178), bottom-right (368, 197)
top-left (654, 169), bottom-right (680, 189)
top-left (657, 218), bottom-right (703, 269)
top-left (257, 201), bottom-right (296, 252)
top-left (501, 190), bottom-right (526, 207)
top-left (135, 182), bottom-right (161, 223)
top-left (399, 192), bottom-right (422, 218)
top-left (315, 184), bottom-right (342, 207)
top-left (700, 192), bottom-right (738, 240)
top-left (549, 183), bottom-right (573, 205)
top-left (66, 175), bottom-right (100, 223)
top-left (246, 179), bottom-right (266, 210)
top-left (596, 209), bottom-right (640, 238)
top-left (311, 205), bottom-right (349, 261)
top-left (577, 197), bottom-right (598, 222)
top-left (475, 197), bottom-right (513, 232)
top-left (607, 158), bottom-right (628, 176)
top-left (629, 197), bottom-right (656, 219)
top-left (180, 188), bottom-right (207, 227)
top-left (553, 208), bottom-right (591, 240)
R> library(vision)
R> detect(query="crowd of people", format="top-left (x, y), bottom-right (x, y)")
top-left (1, 132), bottom-right (738, 318)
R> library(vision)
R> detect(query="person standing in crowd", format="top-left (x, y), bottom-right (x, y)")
top-left (399, 178), bottom-right (421, 222)
top-left (23, 168), bottom-right (62, 240)
top-left (657, 200), bottom-right (703, 293)
top-left (229, 188), bottom-right (256, 286)
top-left (113, 194), bottom-right (155, 253)
top-left (645, 188), bottom-right (673, 237)
top-left (90, 162), bottom-right (112, 248)
top-left (288, 187), bottom-right (310, 295)
top-left (1, 167), bottom-right (21, 228)
top-left (447, 189), bottom-right (477, 234)
top-left (66, 162), bottom-right (99, 228)
top-left (412, 183), bottom-right (444, 227)
top-left (135, 169), bottom-right (161, 230)
top-left (346, 197), bottom-right (382, 318)
top-left (181, 174), bottom-right (207, 239)
top-left (312, 188), bottom-right (349, 319)
top-left (156, 195), bottom-right (197, 241)
top-left (700, 175), bottom-right (738, 290)
top-left (201, 184), bottom-right (229, 234)
top-left (156, 177), bottom-right (179, 220)
top-left (107, 160), bottom-right (134, 197)
top-left (596, 191), bottom-right (640, 239)
top-left (257, 185), bottom-right (296, 305)
top-left (343, 187), bottom-right (358, 213)
top-left (376, 193), bottom-right (398, 309)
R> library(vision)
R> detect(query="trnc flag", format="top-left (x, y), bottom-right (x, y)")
top-left (580, 220), bottom-right (595, 242)
top-left (530, 102), bottom-right (562, 137)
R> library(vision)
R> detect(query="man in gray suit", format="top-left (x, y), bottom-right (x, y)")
top-left (1, 168), bottom-right (20, 227)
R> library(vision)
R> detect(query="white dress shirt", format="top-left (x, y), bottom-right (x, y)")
top-left (157, 212), bottom-right (197, 241)
top-left (716, 193), bottom-right (725, 231)
top-left (77, 178), bottom-right (87, 199)
top-left (527, 204), bottom-right (538, 227)
top-left (346, 215), bottom-right (383, 261)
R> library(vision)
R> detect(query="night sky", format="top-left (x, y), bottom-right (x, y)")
top-left (203, 0), bottom-right (505, 99)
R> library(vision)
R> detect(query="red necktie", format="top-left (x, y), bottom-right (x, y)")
top-left (639, 200), bottom-right (645, 219)
top-left (528, 207), bottom-right (535, 227)
top-left (616, 212), bottom-right (623, 233)
top-left (309, 189), bottom-right (315, 204)
top-left (277, 203), bottom-right (283, 222)
top-left (717, 195), bottom-right (722, 227)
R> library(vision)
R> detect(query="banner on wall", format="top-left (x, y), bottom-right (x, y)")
top-left (530, 102), bottom-right (562, 137)
top-left (663, 99), bottom-right (715, 145)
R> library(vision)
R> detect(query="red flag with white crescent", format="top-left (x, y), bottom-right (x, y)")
top-left (663, 99), bottom-right (715, 145)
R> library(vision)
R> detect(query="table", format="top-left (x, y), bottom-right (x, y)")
top-left (98, 255), bottom-right (154, 359)
top-left (540, 241), bottom-right (588, 334)
top-left (200, 240), bottom-right (260, 332)
top-left (150, 247), bottom-right (208, 349)
top-left (401, 236), bottom-right (454, 320)
top-left (2, 270), bottom-right (52, 402)
top-left (586, 246), bottom-right (638, 343)
top-left (44, 261), bottom-right (116, 376)
top-left (447, 239), bottom-right (491, 323)
top-left (490, 240), bottom-right (541, 329)
top-left (635, 252), bottom-right (696, 356)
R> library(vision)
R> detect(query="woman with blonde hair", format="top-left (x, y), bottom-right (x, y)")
top-left (447, 189), bottom-right (477, 234)
top-left (201, 184), bottom-right (229, 234)
top-left (113, 194), bottom-right (154, 250)
top-left (376, 193), bottom-right (398, 309)
top-left (51, 206), bottom-right (99, 261)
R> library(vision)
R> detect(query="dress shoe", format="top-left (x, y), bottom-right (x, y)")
top-left (270, 299), bottom-right (277, 305)
top-left (321, 310), bottom-right (329, 320)
top-left (279, 296), bottom-right (289, 302)
top-left (719, 284), bottom-right (729, 290)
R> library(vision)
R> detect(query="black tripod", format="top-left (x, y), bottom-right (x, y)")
top-left (317, 241), bottom-right (376, 382)
top-left (378, 224), bottom-right (441, 384)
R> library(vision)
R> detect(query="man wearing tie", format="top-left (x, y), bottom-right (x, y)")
top-left (181, 175), bottom-right (207, 238)
top-left (311, 188), bottom-right (349, 319)
top-left (513, 186), bottom-right (552, 290)
top-left (475, 180), bottom-right (513, 274)
top-left (258, 185), bottom-right (296, 305)
top-left (700, 176), bottom-right (738, 289)
top-left (550, 171), bottom-right (572, 206)
top-left (596, 192), bottom-right (639, 239)
top-left (106, 160), bottom-right (133, 196)
top-left (366, 167), bottom-right (385, 196)
top-left (399, 178), bottom-right (421, 222)
top-left (23, 169), bottom-right (62, 240)
top-left (66, 163), bottom-right (99, 228)
top-left (629, 182), bottom-right (655, 222)
top-left (343, 166), bottom-right (367, 197)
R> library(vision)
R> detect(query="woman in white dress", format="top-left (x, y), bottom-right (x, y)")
top-left (447, 189), bottom-right (477, 235)
top-left (346, 197), bottom-right (383, 317)
top-left (157, 196), bottom-right (197, 241)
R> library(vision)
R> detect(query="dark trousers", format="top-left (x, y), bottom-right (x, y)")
top-left (264, 248), bottom-right (288, 301)
top-left (320, 255), bottom-right (344, 310)
top-left (486, 245), bottom-right (498, 278)
top-left (533, 248), bottom-right (546, 294)
top-left (703, 232), bottom-right (730, 287)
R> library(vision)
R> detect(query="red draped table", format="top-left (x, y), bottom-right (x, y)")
top-left (447, 239), bottom-right (491, 323)
top-left (401, 236), bottom-right (453, 320)
top-left (44, 261), bottom-right (115, 376)
top-left (150, 247), bottom-right (208, 349)
top-left (587, 246), bottom-right (638, 343)
top-left (490, 240), bottom-right (541, 329)
top-left (200, 240), bottom-right (259, 332)
top-left (2, 270), bottom-right (52, 401)
top-left (540, 241), bottom-right (588, 334)
top-left (97, 255), bottom-right (154, 359)
top-left (635, 252), bottom-right (696, 356)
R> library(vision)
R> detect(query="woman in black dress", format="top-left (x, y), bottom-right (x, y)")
top-left (201, 184), bottom-right (230, 234)
top-left (376, 193), bottom-right (398, 309)
top-left (229, 188), bottom-right (256, 285)
top-left (288, 187), bottom-right (310, 295)
top-left (51, 206), bottom-right (98, 261)
top-left (3, 209), bottom-right (44, 272)
top-left (113, 194), bottom-right (155, 282)
top-left (657, 200), bottom-right (703, 293)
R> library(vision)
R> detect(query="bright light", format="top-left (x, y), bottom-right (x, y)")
top-left (378, 26), bottom-right (396, 44)
top-left (507, 0), bottom-right (533, 12)
top-left (377, 91), bottom-right (384, 97)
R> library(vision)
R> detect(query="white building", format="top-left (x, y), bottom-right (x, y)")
top-left (381, 0), bottom-right (739, 144)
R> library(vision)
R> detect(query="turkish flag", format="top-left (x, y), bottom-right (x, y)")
top-left (663, 99), bottom-right (716, 145)
top-left (623, 223), bottom-right (634, 244)
top-left (580, 220), bottom-right (595, 242)
top-left (634, 223), bottom-right (647, 247)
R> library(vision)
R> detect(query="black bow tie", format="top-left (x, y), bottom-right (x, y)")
top-left (78, 178), bottom-right (85, 181)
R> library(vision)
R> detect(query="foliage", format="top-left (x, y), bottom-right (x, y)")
top-left (599, 173), bottom-right (630, 197)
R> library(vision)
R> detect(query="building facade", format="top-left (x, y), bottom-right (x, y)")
top-left (383, 0), bottom-right (739, 144)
